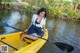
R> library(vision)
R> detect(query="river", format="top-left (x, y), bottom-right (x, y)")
top-left (0, 9), bottom-right (80, 53)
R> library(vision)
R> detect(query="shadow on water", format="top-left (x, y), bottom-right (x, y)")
top-left (0, 9), bottom-right (80, 53)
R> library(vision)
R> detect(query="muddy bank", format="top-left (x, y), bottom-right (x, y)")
top-left (62, 14), bottom-right (80, 22)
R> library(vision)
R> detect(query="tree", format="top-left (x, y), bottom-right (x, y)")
top-left (73, 4), bottom-right (78, 12)
top-left (0, 0), bottom-right (2, 6)
top-left (73, 0), bottom-right (79, 12)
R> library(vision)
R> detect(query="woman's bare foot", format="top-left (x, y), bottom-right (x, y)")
top-left (20, 34), bottom-right (26, 41)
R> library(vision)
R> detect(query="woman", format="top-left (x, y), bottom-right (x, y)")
top-left (21, 7), bottom-right (47, 40)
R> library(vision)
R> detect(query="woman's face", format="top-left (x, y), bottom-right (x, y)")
top-left (39, 11), bottom-right (45, 17)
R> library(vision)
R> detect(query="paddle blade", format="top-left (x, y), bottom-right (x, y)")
top-left (54, 42), bottom-right (74, 52)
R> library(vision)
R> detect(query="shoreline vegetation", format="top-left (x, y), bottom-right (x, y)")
top-left (0, 0), bottom-right (80, 22)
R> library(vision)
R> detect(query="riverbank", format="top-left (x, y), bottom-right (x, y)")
top-left (0, 2), bottom-right (80, 22)
top-left (62, 13), bottom-right (80, 22)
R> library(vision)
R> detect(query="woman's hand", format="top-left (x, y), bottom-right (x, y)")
top-left (24, 29), bottom-right (27, 32)
top-left (43, 25), bottom-right (46, 32)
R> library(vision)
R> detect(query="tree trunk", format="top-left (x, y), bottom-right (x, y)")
top-left (73, 4), bottom-right (79, 12)
top-left (59, 0), bottom-right (64, 8)
top-left (73, 0), bottom-right (79, 12)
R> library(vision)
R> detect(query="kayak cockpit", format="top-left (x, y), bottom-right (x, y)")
top-left (0, 32), bottom-right (35, 53)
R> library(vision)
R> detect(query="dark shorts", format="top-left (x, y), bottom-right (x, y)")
top-left (27, 24), bottom-right (44, 37)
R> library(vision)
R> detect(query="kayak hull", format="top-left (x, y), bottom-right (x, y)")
top-left (0, 29), bottom-right (48, 53)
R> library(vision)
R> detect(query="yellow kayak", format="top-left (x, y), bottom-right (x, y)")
top-left (0, 29), bottom-right (48, 53)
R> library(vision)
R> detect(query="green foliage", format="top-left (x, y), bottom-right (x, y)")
top-left (72, 0), bottom-right (78, 4)
top-left (0, 0), bottom-right (2, 6)
top-left (53, 1), bottom-right (71, 5)
top-left (78, 4), bottom-right (80, 9)
top-left (25, 5), bottom-right (32, 10)
top-left (46, 7), bottom-right (63, 17)
top-left (0, 0), bottom-right (80, 19)
top-left (64, 8), bottom-right (80, 18)
top-left (63, 1), bottom-right (71, 5)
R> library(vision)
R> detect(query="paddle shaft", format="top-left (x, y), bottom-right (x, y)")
top-left (0, 22), bottom-right (20, 50)
top-left (0, 22), bottom-right (49, 40)
top-left (5, 24), bottom-right (49, 40)
top-left (8, 25), bottom-right (23, 31)
top-left (0, 40), bottom-right (18, 50)
top-left (0, 22), bottom-right (48, 40)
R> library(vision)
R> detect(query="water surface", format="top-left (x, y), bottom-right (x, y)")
top-left (0, 9), bottom-right (80, 53)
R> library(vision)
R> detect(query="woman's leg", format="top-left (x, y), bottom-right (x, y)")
top-left (20, 34), bottom-right (39, 41)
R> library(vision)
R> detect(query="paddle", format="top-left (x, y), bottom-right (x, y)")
top-left (0, 22), bottom-right (19, 50)
top-left (39, 38), bottom-right (74, 52)
top-left (0, 22), bottom-right (74, 52)
top-left (0, 22), bottom-right (23, 31)
top-left (54, 42), bottom-right (74, 52)
top-left (0, 40), bottom-right (18, 50)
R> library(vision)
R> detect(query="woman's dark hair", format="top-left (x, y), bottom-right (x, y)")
top-left (37, 7), bottom-right (47, 18)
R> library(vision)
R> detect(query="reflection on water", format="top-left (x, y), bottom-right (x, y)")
top-left (0, 9), bottom-right (80, 53)
top-left (39, 18), bottom-right (80, 53)
top-left (0, 9), bottom-right (31, 35)
top-left (3, 11), bottom-right (21, 33)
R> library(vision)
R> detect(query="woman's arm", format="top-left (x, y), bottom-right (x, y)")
top-left (43, 25), bottom-right (46, 32)
top-left (43, 18), bottom-right (46, 32)
top-left (32, 14), bottom-right (38, 23)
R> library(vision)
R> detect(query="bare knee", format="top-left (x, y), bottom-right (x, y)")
top-left (33, 37), bottom-right (38, 40)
